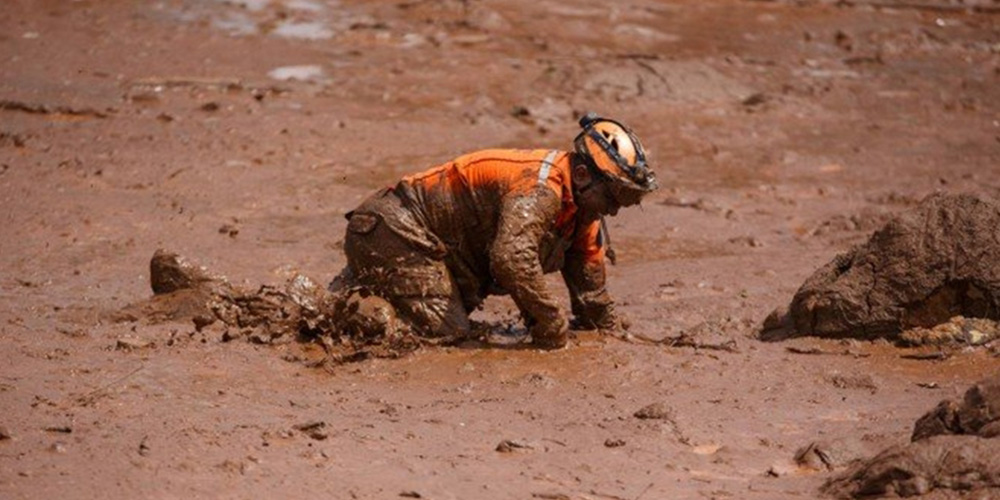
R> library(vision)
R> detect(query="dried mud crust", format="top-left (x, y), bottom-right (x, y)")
top-left (823, 375), bottom-right (1000, 499)
top-left (763, 194), bottom-right (1000, 343)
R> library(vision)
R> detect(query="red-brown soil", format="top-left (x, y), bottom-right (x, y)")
top-left (2, 0), bottom-right (999, 498)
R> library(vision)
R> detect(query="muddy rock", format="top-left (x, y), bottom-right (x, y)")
top-left (912, 374), bottom-right (1000, 441)
top-left (150, 249), bottom-right (229, 296)
top-left (763, 194), bottom-right (1000, 341)
top-left (634, 402), bottom-right (676, 421)
top-left (495, 439), bottom-right (534, 453)
top-left (794, 441), bottom-right (860, 472)
top-left (824, 375), bottom-right (1000, 499)
top-left (822, 435), bottom-right (1000, 499)
top-left (900, 316), bottom-right (1000, 347)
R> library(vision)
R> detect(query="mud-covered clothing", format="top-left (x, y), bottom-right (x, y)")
top-left (340, 149), bottom-right (616, 342)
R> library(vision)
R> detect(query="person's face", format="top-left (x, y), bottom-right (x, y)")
top-left (577, 180), bottom-right (622, 217)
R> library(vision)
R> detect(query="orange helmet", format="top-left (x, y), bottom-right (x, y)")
top-left (573, 112), bottom-right (657, 198)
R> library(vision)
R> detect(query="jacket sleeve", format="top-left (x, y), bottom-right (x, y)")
top-left (561, 217), bottom-right (620, 330)
top-left (489, 188), bottom-right (566, 337)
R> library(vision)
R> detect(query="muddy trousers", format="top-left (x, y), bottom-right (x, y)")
top-left (337, 194), bottom-right (471, 341)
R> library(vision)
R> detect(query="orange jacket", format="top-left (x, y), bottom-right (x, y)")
top-left (401, 149), bottom-right (605, 267)
top-left (392, 149), bottom-right (611, 331)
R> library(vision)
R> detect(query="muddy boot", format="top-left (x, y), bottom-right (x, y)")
top-left (336, 291), bottom-right (402, 342)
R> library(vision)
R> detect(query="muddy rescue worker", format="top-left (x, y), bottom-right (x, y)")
top-left (330, 113), bottom-right (657, 349)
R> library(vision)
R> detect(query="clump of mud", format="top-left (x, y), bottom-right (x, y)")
top-left (122, 249), bottom-right (421, 363)
top-left (823, 375), bottom-right (1000, 499)
top-left (762, 193), bottom-right (1000, 344)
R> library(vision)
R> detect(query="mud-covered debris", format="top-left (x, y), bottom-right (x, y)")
top-left (763, 194), bottom-right (1000, 342)
top-left (292, 421), bottom-right (328, 441)
top-left (795, 440), bottom-right (865, 472)
top-left (828, 373), bottom-right (879, 393)
top-left (138, 250), bottom-right (423, 363)
top-left (742, 92), bottom-right (768, 107)
top-left (912, 374), bottom-right (1000, 441)
top-left (900, 351), bottom-right (949, 361)
top-left (824, 375), bottom-right (1000, 499)
top-left (634, 402), bottom-right (675, 421)
top-left (900, 316), bottom-right (1000, 347)
top-left (796, 442), bottom-right (836, 471)
top-left (728, 235), bottom-right (763, 248)
top-left (604, 438), bottom-right (625, 448)
top-left (150, 249), bottom-right (226, 295)
top-left (531, 493), bottom-right (570, 500)
top-left (822, 435), bottom-right (1000, 499)
top-left (116, 337), bottom-right (152, 351)
top-left (0, 99), bottom-right (111, 118)
top-left (766, 462), bottom-right (798, 477)
top-left (496, 439), bottom-right (534, 453)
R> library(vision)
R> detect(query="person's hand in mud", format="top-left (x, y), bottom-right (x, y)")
top-left (570, 308), bottom-right (630, 332)
top-left (490, 189), bottom-right (569, 350)
top-left (525, 314), bottom-right (568, 349)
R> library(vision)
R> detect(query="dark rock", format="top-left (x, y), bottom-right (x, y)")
top-left (293, 421), bottom-right (328, 441)
top-left (634, 402), bottom-right (675, 420)
top-left (116, 337), bottom-right (152, 351)
top-left (825, 375), bottom-right (1000, 499)
top-left (828, 373), bottom-right (879, 393)
top-left (149, 249), bottom-right (222, 295)
top-left (604, 438), bottom-right (625, 448)
top-left (495, 439), bottom-right (534, 453)
top-left (822, 435), bottom-right (1000, 499)
top-left (765, 194), bottom-right (1000, 341)
top-left (912, 374), bottom-right (1000, 441)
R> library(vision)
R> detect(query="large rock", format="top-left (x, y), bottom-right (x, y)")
top-left (764, 194), bottom-right (1000, 341)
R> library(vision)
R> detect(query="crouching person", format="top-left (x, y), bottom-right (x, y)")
top-left (330, 113), bottom-right (658, 349)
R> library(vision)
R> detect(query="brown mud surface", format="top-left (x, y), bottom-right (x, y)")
top-left (2, 0), bottom-right (1000, 498)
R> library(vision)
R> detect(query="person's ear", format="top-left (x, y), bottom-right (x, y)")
top-left (572, 164), bottom-right (593, 189)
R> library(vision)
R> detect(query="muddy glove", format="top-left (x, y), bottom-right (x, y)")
top-left (570, 304), bottom-right (631, 332)
top-left (562, 228), bottom-right (626, 332)
top-left (527, 314), bottom-right (568, 349)
top-left (490, 189), bottom-right (568, 349)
